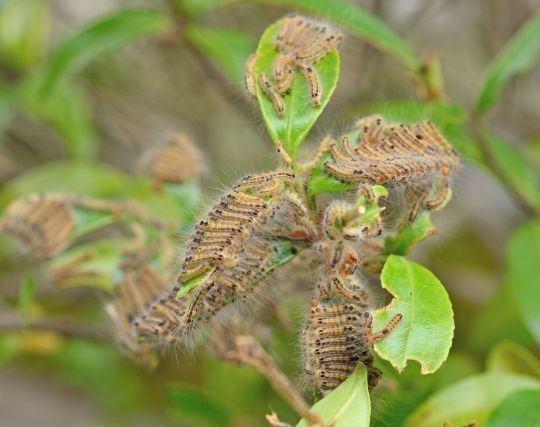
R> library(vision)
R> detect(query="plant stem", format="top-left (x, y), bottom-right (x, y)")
top-left (226, 335), bottom-right (326, 427)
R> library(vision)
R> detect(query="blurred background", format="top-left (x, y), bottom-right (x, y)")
top-left (0, 0), bottom-right (539, 426)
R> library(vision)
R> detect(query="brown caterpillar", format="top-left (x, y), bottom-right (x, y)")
top-left (140, 133), bottom-right (205, 186)
top-left (272, 15), bottom-right (342, 104)
top-left (324, 116), bottom-right (459, 216)
top-left (302, 301), bottom-right (382, 394)
top-left (133, 172), bottom-right (309, 342)
top-left (244, 54), bottom-right (258, 99)
top-left (260, 72), bottom-right (286, 117)
top-left (0, 193), bottom-right (74, 259)
top-left (106, 265), bottom-right (173, 361)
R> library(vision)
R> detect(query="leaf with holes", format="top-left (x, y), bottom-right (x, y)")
top-left (373, 255), bottom-right (454, 374)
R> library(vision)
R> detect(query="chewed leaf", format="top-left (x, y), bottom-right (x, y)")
top-left (374, 255), bottom-right (454, 374)
top-left (253, 17), bottom-right (340, 159)
top-left (296, 365), bottom-right (370, 427)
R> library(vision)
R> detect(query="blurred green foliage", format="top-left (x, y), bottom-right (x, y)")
top-left (0, 0), bottom-right (539, 426)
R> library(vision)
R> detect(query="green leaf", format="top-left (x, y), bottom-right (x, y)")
top-left (476, 12), bottom-right (540, 116)
top-left (296, 365), bottom-right (370, 427)
top-left (374, 255), bottom-right (454, 374)
top-left (38, 9), bottom-right (171, 94)
top-left (507, 218), bottom-right (540, 343)
top-left (18, 275), bottom-right (36, 328)
top-left (0, 161), bottom-right (133, 209)
top-left (71, 207), bottom-right (116, 239)
top-left (255, 0), bottom-right (419, 71)
top-left (483, 132), bottom-right (540, 211)
top-left (254, 18), bottom-right (340, 158)
top-left (163, 180), bottom-right (201, 226)
top-left (404, 373), bottom-right (540, 427)
top-left (487, 341), bottom-right (540, 380)
top-left (384, 210), bottom-right (435, 256)
top-left (175, 0), bottom-right (231, 17)
top-left (185, 25), bottom-right (256, 82)
top-left (0, 0), bottom-right (50, 70)
top-left (48, 239), bottom-right (127, 291)
top-left (17, 81), bottom-right (98, 158)
top-left (469, 283), bottom-right (534, 354)
top-left (167, 384), bottom-right (232, 427)
top-left (486, 389), bottom-right (540, 427)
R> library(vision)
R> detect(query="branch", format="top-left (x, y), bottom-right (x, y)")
top-left (0, 311), bottom-right (110, 342)
top-left (225, 335), bottom-right (326, 427)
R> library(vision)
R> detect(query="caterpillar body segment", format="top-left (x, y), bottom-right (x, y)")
top-left (302, 301), bottom-right (383, 395)
top-left (260, 72), bottom-right (285, 117)
top-left (0, 193), bottom-right (75, 258)
top-left (106, 265), bottom-right (172, 360)
top-left (300, 65), bottom-right (321, 106)
top-left (272, 54), bottom-right (295, 94)
top-left (244, 54), bottom-right (258, 99)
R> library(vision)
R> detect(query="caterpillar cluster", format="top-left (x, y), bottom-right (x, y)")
top-left (302, 301), bottom-right (382, 394)
top-left (0, 193), bottom-right (74, 259)
top-left (324, 115), bottom-right (459, 220)
top-left (133, 171), bottom-right (315, 342)
top-left (140, 133), bottom-right (205, 186)
top-left (105, 264), bottom-right (170, 363)
top-left (245, 15), bottom-right (343, 116)
top-left (302, 199), bottom-right (402, 395)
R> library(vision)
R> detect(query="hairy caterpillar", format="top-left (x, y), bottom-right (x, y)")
top-left (133, 172), bottom-right (313, 342)
top-left (245, 15), bottom-right (342, 116)
top-left (301, 301), bottom-right (383, 394)
top-left (324, 116), bottom-right (459, 217)
top-left (260, 72), bottom-right (286, 118)
top-left (106, 265), bottom-right (172, 361)
top-left (272, 15), bottom-right (342, 104)
top-left (0, 193), bottom-right (74, 258)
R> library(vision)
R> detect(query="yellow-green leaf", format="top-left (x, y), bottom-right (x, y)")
top-left (507, 218), bottom-right (540, 343)
top-left (185, 25), bottom-right (256, 82)
top-left (404, 373), bottom-right (540, 427)
top-left (38, 9), bottom-right (171, 94)
top-left (487, 341), bottom-right (540, 380)
top-left (476, 12), bottom-right (540, 116)
top-left (374, 255), bottom-right (454, 374)
top-left (296, 365), bottom-right (370, 427)
top-left (485, 389), bottom-right (540, 427)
